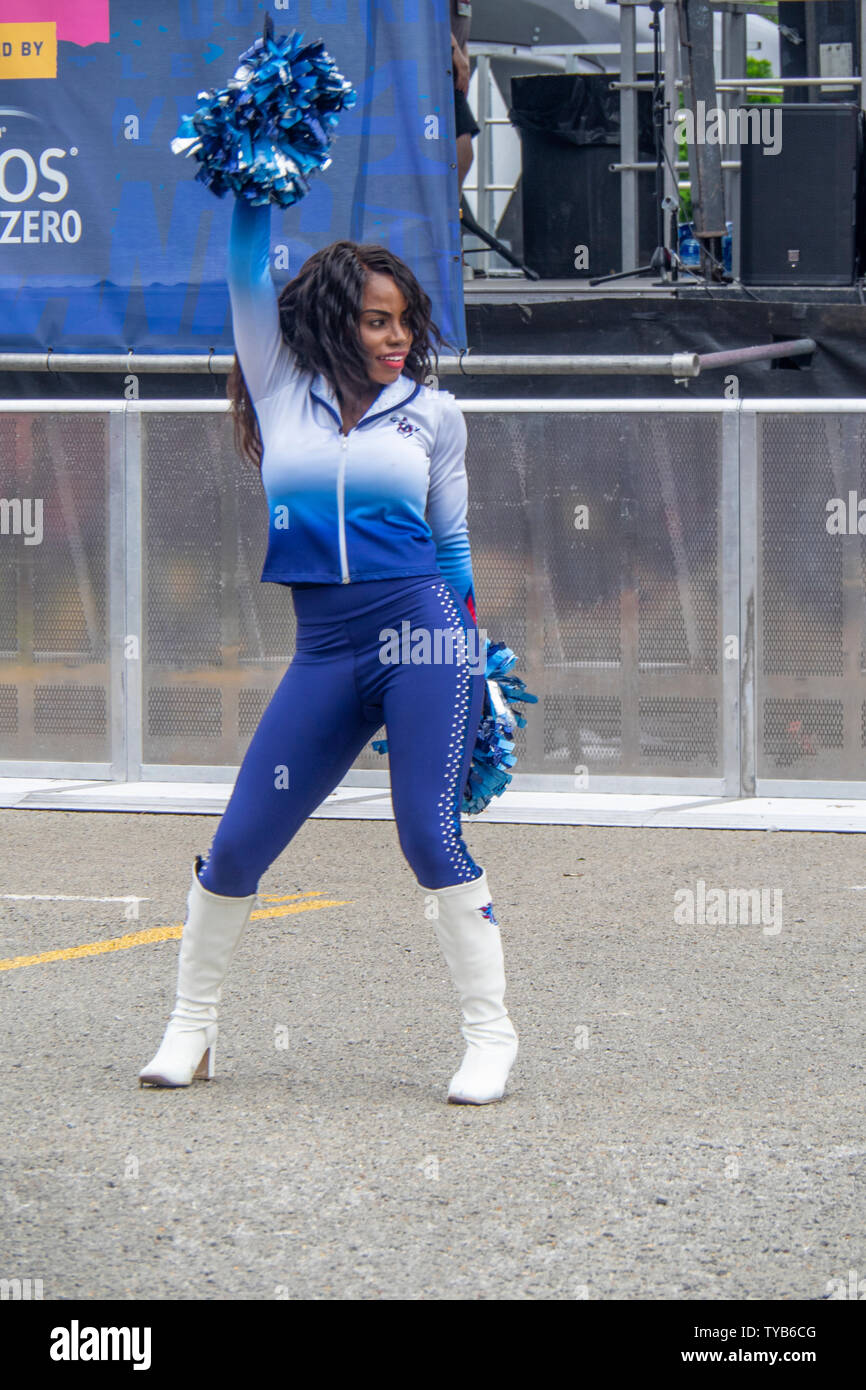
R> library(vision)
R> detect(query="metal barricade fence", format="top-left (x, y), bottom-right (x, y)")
top-left (1, 398), bottom-right (865, 798)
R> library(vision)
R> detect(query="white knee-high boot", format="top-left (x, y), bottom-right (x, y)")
top-left (139, 855), bottom-right (258, 1088)
top-left (424, 869), bottom-right (518, 1104)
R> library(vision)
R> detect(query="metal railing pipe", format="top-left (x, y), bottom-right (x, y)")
top-left (0, 342), bottom-right (817, 379)
top-left (0, 350), bottom-right (702, 377)
top-left (611, 76), bottom-right (863, 90)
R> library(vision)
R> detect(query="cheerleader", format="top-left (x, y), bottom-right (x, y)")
top-left (139, 178), bottom-right (519, 1105)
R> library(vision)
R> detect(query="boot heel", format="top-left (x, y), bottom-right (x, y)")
top-left (193, 1042), bottom-right (215, 1081)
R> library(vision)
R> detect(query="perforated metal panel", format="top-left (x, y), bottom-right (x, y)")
top-left (0, 412), bottom-right (111, 761)
top-left (463, 411), bottom-right (532, 774)
top-left (238, 687), bottom-right (272, 740)
top-left (544, 693), bottom-right (621, 769)
top-left (34, 685), bottom-right (106, 737)
top-left (756, 413), bottom-right (866, 781)
top-left (147, 686), bottom-right (222, 740)
top-left (9, 398), bottom-right (866, 795)
top-left (639, 696), bottom-right (718, 768)
top-left (141, 413), bottom-right (287, 764)
top-left (466, 409), bottom-right (723, 777)
top-left (0, 684), bottom-right (17, 735)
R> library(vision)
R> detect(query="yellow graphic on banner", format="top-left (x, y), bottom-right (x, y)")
top-left (0, 23), bottom-right (57, 80)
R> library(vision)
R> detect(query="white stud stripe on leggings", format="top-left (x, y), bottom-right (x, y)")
top-left (430, 582), bottom-right (481, 884)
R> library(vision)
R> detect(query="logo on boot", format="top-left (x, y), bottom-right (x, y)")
top-left (478, 901), bottom-right (498, 926)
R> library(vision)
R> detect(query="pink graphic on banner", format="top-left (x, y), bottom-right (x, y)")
top-left (0, 1), bottom-right (110, 47)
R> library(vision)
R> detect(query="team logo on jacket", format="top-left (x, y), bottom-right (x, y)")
top-left (390, 413), bottom-right (420, 437)
top-left (478, 901), bottom-right (498, 926)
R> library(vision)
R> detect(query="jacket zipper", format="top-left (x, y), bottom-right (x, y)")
top-left (337, 434), bottom-right (349, 583)
top-left (309, 380), bottom-right (422, 585)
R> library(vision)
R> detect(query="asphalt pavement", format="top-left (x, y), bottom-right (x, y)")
top-left (1, 809), bottom-right (863, 1300)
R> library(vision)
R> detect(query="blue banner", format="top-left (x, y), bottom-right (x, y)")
top-left (0, 0), bottom-right (466, 353)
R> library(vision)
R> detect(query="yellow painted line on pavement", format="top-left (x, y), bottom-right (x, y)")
top-left (257, 892), bottom-right (325, 902)
top-left (0, 893), bottom-right (351, 973)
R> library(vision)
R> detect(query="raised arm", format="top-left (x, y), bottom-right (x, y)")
top-left (226, 196), bottom-right (298, 402)
top-left (426, 392), bottom-right (478, 624)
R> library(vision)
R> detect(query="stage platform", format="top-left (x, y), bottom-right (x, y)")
top-left (3, 274), bottom-right (863, 400)
top-left (454, 272), bottom-right (866, 398)
top-left (464, 271), bottom-right (866, 305)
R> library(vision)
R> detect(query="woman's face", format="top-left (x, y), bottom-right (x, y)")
top-left (358, 271), bottom-right (412, 389)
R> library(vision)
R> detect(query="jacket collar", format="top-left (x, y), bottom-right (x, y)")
top-left (309, 369), bottom-right (421, 428)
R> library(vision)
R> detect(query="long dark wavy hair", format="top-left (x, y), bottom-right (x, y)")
top-left (227, 240), bottom-right (456, 470)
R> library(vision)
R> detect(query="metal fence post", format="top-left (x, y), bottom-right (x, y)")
top-left (663, 1), bottom-right (680, 224)
top-left (721, 405), bottom-right (741, 794)
top-left (738, 405), bottom-right (757, 796)
top-left (124, 407), bottom-right (143, 781)
top-left (107, 410), bottom-right (127, 779)
top-left (620, 1), bottom-right (640, 272)
top-left (475, 51), bottom-right (494, 273)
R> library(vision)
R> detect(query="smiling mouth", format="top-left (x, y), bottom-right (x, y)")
top-left (378, 355), bottom-right (406, 364)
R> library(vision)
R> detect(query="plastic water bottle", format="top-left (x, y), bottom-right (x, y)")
top-left (722, 220), bottom-right (733, 275)
top-left (678, 221), bottom-right (700, 268)
top-left (678, 220), bottom-right (733, 275)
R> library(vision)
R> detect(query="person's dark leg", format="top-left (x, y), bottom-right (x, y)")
top-left (383, 580), bottom-right (485, 889)
top-left (454, 86), bottom-right (480, 197)
top-left (380, 578), bottom-right (518, 1104)
top-left (140, 637), bottom-right (382, 1087)
top-left (457, 132), bottom-right (473, 193)
top-left (197, 648), bottom-right (383, 896)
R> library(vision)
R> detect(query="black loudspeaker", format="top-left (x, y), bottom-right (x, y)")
top-left (510, 74), bottom-right (659, 278)
top-left (739, 103), bottom-right (863, 285)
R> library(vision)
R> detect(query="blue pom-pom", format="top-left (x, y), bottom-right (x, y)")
top-left (171, 29), bottom-right (357, 206)
top-left (370, 638), bottom-right (538, 816)
top-left (460, 641), bottom-right (538, 813)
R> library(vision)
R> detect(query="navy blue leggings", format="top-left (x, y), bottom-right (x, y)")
top-left (196, 573), bottom-right (487, 896)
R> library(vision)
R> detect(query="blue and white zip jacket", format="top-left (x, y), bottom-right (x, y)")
top-left (226, 197), bottom-right (478, 623)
